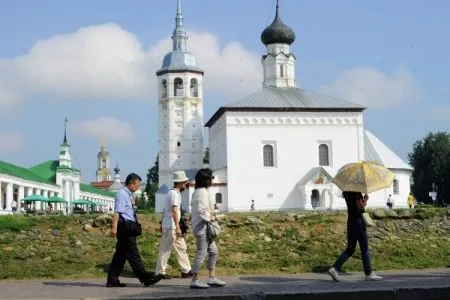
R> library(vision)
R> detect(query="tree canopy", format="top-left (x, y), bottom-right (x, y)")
top-left (408, 132), bottom-right (450, 205)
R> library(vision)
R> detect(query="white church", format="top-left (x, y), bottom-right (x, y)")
top-left (155, 0), bottom-right (412, 212)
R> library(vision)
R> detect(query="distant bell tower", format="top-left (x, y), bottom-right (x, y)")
top-left (96, 141), bottom-right (111, 182)
top-left (156, 0), bottom-right (204, 190)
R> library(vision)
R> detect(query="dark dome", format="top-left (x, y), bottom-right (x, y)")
top-left (261, 5), bottom-right (295, 46)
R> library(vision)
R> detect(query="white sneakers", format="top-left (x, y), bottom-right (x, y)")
top-left (365, 272), bottom-right (383, 281)
top-left (328, 267), bottom-right (340, 282)
top-left (328, 267), bottom-right (382, 282)
top-left (190, 277), bottom-right (226, 289)
top-left (189, 280), bottom-right (209, 289)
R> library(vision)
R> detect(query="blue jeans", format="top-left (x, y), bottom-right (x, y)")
top-left (333, 219), bottom-right (372, 275)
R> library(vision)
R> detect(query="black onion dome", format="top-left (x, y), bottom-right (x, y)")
top-left (261, 4), bottom-right (295, 46)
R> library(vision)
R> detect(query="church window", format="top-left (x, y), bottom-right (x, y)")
top-left (161, 80), bottom-right (168, 98)
top-left (215, 193), bottom-right (223, 204)
top-left (393, 179), bottom-right (399, 195)
top-left (263, 144), bottom-right (274, 167)
top-left (190, 78), bottom-right (199, 97)
top-left (319, 144), bottom-right (329, 166)
top-left (280, 64), bottom-right (285, 78)
top-left (174, 78), bottom-right (184, 97)
top-left (177, 141), bottom-right (181, 147)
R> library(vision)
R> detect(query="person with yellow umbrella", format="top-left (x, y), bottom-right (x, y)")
top-left (328, 161), bottom-right (395, 282)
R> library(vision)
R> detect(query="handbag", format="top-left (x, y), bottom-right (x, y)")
top-left (206, 220), bottom-right (221, 241)
top-left (119, 214), bottom-right (142, 237)
top-left (179, 204), bottom-right (189, 235)
top-left (362, 212), bottom-right (375, 227)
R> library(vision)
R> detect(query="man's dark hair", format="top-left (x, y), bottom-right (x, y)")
top-left (125, 173), bottom-right (142, 185)
top-left (195, 168), bottom-right (213, 189)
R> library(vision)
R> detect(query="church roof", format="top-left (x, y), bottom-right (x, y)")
top-left (0, 160), bottom-right (58, 186)
top-left (364, 130), bottom-right (413, 170)
top-left (156, 50), bottom-right (204, 76)
top-left (205, 87), bottom-right (365, 127)
top-left (298, 167), bottom-right (335, 186)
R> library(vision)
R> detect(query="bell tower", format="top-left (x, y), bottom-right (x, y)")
top-left (156, 0), bottom-right (204, 190)
top-left (96, 141), bottom-right (111, 182)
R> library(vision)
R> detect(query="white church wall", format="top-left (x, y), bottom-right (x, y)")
top-left (222, 111), bottom-right (364, 212)
top-left (209, 115), bottom-right (227, 171)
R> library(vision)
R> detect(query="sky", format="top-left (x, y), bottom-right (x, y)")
top-left (0, 0), bottom-right (449, 183)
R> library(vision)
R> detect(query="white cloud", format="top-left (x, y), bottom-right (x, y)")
top-left (0, 132), bottom-right (25, 153)
top-left (74, 117), bottom-right (138, 144)
top-left (319, 66), bottom-right (421, 108)
top-left (0, 23), bottom-right (261, 110)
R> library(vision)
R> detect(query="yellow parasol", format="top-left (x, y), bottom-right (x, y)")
top-left (332, 161), bottom-right (396, 194)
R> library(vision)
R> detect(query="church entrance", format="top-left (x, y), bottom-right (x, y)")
top-left (311, 189), bottom-right (320, 208)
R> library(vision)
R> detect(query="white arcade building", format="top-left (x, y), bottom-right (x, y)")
top-left (156, 1), bottom-right (412, 212)
top-left (0, 126), bottom-right (115, 215)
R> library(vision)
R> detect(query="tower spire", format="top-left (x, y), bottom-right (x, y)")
top-left (63, 117), bottom-right (68, 145)
top-left (172, 0), bottom-right (188, 51)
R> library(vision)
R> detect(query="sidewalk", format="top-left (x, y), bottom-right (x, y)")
top-left (0, 268), bottom-right (449, 299)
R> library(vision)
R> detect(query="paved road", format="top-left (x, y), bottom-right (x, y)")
top-left (0, 268), bottom-right (449, 299)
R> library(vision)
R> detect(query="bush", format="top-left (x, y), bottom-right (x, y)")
top-left (0, 216), bottom-right (36, 232)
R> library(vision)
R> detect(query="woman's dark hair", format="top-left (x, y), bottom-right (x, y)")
top-left (342, 191), bottom-right (363, 201)
top-left (195, 168), bottom-right (213, 189)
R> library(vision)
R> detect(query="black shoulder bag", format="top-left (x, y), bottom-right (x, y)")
top-left (119, 212), bottom-right (142, 237)
top-left (179, 204), bottom-right (189, 235)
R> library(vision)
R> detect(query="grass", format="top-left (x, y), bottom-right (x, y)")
top-left (0, 209), bottom-right (449, 280)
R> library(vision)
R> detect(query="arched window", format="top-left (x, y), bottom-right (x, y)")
top-left (393, 179), bottom-right (399, 195)
top-left (263, 145), bottom-right (274, 167)
top-left (161, 80), bottom-right (167, 98)
top-left (280, 64), bottom-right (285, 78)
top-left (190, 78), bottom-right (198, 97)
top-left (215, 193), bottom-right (222, 204)
top-left (318, 144), bottom-right (329, 166)
top-left (174, 78), bottom-right (184, 97)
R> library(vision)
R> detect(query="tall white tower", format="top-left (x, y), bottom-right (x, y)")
top-left (261, 0), bottom-right (297, 88)
top-left (156, 0), bottom-right (204, 191)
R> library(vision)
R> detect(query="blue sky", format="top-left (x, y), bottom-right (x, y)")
top-left (0, 0), bottom-right (449, 183)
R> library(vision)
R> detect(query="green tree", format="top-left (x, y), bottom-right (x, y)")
top-left (203, 147), bottom-right (210, 164)
top-left (408, 132), bottom-right (450, 205)
top-left (144, 155), bottom-right (159, 209)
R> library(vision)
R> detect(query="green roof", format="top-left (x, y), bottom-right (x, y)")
top-left (28, 160), bottom-right (80, 181)
top-left (28, 160), bottom-right (59, 182)
top-left (0, 161), bottom-right (58, 186)
top-left (80, 183), bottom-right (115, 198)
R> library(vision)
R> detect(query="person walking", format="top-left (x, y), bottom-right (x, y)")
top-left (106, 173), bottom-right (161, 288)
top-left (387, 194), bottom-right (394, 209)
top-left (407, 193), bottom-right (415, 209)
top-left (189, 168), bottom-right (226, 289)
top-left (155, 170), bottom-right (193, 279)
top-left (328, 192), bottom-right (382, 282)
top-left (11, 199), bottom-right (17, 214)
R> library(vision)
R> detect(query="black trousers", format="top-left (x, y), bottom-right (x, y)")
top-left (107, 227), bottom-right (152, 284)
